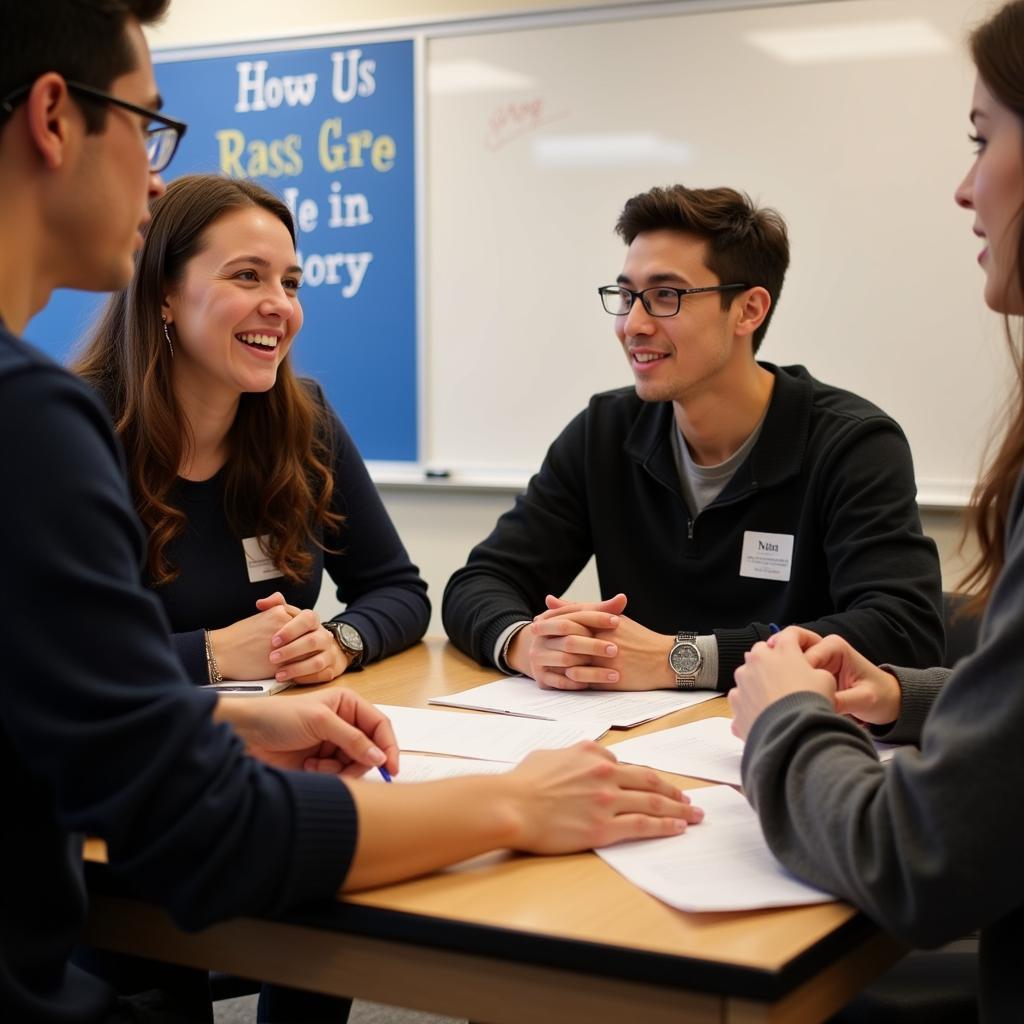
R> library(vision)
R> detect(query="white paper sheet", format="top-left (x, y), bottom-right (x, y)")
top-left (376, 704), bottom-right (606, 762)
top-left (609, 716), bottom-right (745, 784)
top-left (365, 753), bottom-right (516, 783)
top-left (609, 715), bottom-right (900, 786)
top-left (596, 785), bottom-right (836, 912)
top-left (428, 674), bottom-right (719, 728)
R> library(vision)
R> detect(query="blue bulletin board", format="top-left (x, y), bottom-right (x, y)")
top-left (28, 37), bottom-right (418, 463)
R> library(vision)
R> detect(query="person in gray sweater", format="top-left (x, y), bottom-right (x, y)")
top-left (727, 3), bottom-right (1024, 1020)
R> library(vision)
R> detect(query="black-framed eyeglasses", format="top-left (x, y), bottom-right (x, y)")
top-left (0, 79), bottom-right (187, 172)
top-left (597, 283), bottom-right (749, 317)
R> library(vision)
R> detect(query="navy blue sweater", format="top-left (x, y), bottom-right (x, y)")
top-left (0, 325), bottom-right (357, 1022)
top-left (143, 391), bottom-right (430, 682)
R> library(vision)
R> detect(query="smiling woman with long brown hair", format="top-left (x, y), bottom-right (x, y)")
top-left (74, 173), bottom-right (430, 690)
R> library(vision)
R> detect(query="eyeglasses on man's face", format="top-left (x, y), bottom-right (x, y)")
top-left (0, 79), bottom-right (187, 173)
top-left (597, 282), bottom-right (749, 318)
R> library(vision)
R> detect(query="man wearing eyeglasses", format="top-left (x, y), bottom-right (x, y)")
top-left (0, 4), bottom-right (394, 1021)
top-left (443, 185), bottom-right (944, 693)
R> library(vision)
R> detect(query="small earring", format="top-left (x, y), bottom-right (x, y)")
top-left (161, 316), bottom-right (174, 356)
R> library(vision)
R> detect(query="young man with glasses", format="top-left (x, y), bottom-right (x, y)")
top-left (443, 185), bottom-right (944, 692)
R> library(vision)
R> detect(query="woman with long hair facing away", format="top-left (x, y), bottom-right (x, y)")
top-left (75, 173), bottom-right (430, 688)
top-left (729, 2), bottom-right (1024, 1019)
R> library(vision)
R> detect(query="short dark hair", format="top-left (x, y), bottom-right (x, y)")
top-left (615, 185), bottom-right (790, 352)
top-left (0, 0), bottom-right (169, 133)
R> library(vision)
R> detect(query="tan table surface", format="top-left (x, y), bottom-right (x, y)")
top-left (83, 637), bottom-right (903, 1023)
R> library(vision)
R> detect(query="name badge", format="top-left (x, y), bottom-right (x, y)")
top-left (739, 531), bottom-right (794, 582)
top-left (242, 535), bottom-right (285, 583)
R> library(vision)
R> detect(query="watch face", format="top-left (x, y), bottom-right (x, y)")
top-left (339, 623), bottom-right (364, 652)
top-left (670, 641), bottom-right (701, 675)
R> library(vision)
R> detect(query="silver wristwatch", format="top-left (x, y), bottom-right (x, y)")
top-left (324, 621), bottom-right (365, 667)
top-left (668, 631), bottom-right (702, 689)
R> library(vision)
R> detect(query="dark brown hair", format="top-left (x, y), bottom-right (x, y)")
top-left (0, 0), bottom-right (169, 133)
top-left (615, 185), bottom-right (790, 352)
top-left (73, 174), bottom-right (341, 586)
top-left (959, 0), bottom-right (1024, 614)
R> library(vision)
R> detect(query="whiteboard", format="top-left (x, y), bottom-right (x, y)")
top-left (424, 0), bottom-right (1005, 505)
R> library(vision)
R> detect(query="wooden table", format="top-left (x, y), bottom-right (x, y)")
top-left (83, 638), bottom-right (903, 1023)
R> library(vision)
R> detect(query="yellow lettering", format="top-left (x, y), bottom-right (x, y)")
top-left (371, 134), bottom-right (396, 172)
top-left (246, 139), bottom-right (270, 178)
top-left (346, 129), bottom-right (372, 169)
top-left (318, 117), bottom-right (346, 173)
top-left (282, 134), bottom-right (303, 176)
top-left (317, 119), bottom-right (394, 174)
top-left (216, 129), bottom-right (246, 178)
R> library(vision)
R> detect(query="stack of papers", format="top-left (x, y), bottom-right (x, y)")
top-left (429, 675), bottom-right (719, 728)
top-left (376, 704), bottom-right (606, 763)
top-left (609, 716), bottom-right (900, 786)
top-left (596, 785), bottom-right (836, 912)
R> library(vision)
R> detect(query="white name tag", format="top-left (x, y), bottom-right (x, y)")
top-left (242, 535), bottom-right (284, 583)
top-left (739, 531), bottom-right (794, 582)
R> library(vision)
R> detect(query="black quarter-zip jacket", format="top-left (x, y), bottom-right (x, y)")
top-left (443, 363), bottom-right (944, 688)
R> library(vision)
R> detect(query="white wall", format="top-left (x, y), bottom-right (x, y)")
top-left (148, 0), bottom-right (642, 47)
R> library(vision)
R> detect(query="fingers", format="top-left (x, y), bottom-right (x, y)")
top-left (538, 633), bottom-right (618, 658)
top-left (271, 607), bottom-right (320, 648)
top-left (802, 633), bottom-right (855, 672)
top-left (541, 592), bottom-right (628, 618)
top-left (599, 811), bottom-right (696, 845)
top-left (256, 592), bottom-right (303, 618)
top-left (308, 701), bottom-right (389, 772)
top-left (536, 669), bottom-right (591, 690)
top-left (833, 684), bottom-right (873, 718)
top-left (273, 625), bottom-right (330, 663)
top-left (271, 618), bottom-right (344, 682)
top-left (767, 625), bottom-right (824, 651)
top-left (612, 762), bottom-right (692, 802)
top-left (303, 756), bottom-right (345, 774)
top-left (595, 767), bottom-right (705, 846)
top-left (562, 665), bottom-right (620, 686)
top-left (338, 690), bottom-right (400, 775)
top-left (532, 611), bottom-right (621, 636)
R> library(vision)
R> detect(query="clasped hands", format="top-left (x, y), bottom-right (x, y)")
top-left (729, 627), bottom-right (903, 740)
top-left (507, 593), bottom-right (676, 690)
top-left (209, 592), bottom-right (349, 685)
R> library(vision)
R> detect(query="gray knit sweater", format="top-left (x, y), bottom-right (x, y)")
top-left (742, 482), bottom-right (1024, 1023)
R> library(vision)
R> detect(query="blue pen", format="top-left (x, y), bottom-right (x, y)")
top-left (378, 766), bottom-right (393, 783)
top-left (768, 623), bottom-right (781, 634)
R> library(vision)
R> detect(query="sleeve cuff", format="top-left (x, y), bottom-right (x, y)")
top-left (712, 625), bottom-right (765, 691)
top-left (171, 629), bottom-right (209, 685)
top-left (276, 771), bottom-right (358, 910)
top-left (494, 621), bottom-right (531, 673)
top-left (695, 634), bottom-right (718, 689)
top-left (870, 664), bottom-right (951, 745)
top-left (481, 611), bottom-right (535, 668)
